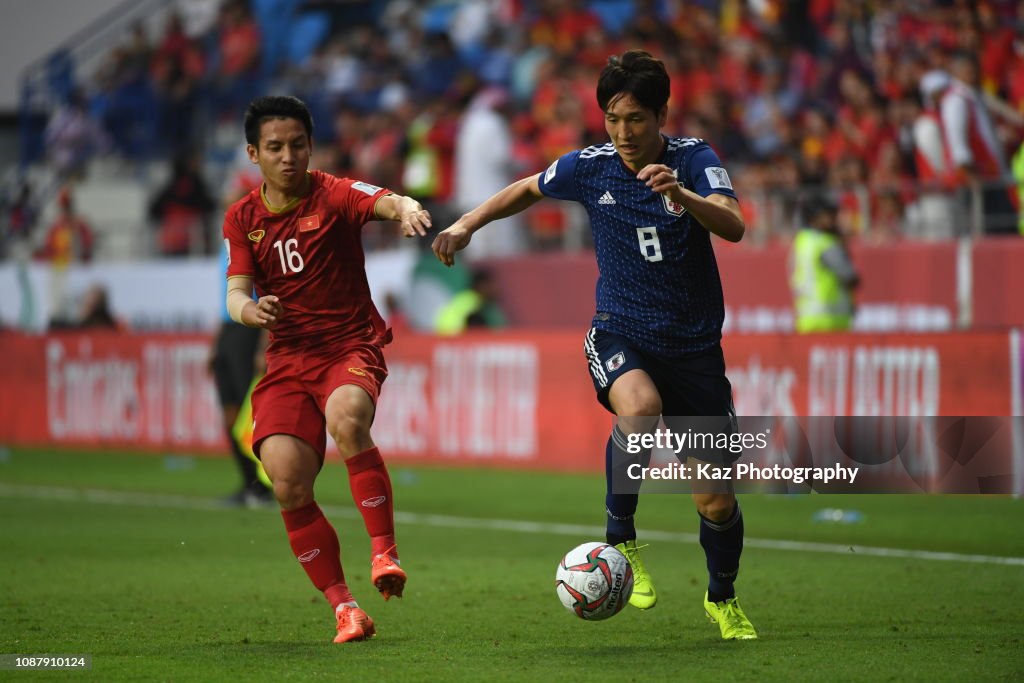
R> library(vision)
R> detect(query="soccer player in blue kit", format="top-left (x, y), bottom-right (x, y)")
top-left (432, 50), bottom-right (756, 640)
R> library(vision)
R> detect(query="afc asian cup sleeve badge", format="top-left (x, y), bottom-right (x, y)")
top-left (544, 158), bottom-right (559, 184)
top-left (605, 352), bottom-right (626, 373)
top-left (705, 166), bottom-right (733, 190)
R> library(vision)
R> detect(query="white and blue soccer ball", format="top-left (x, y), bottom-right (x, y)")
top-left (555, 541), bottom-right (634, 621)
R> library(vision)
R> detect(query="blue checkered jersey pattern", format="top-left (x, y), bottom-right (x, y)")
top-left (537, 136), bottom-right (737, 356)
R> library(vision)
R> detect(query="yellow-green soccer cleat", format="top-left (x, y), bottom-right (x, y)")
top-left (615, 541), bottom-right (658, 609)
top-left (704, 592), bottom-right (758, 640)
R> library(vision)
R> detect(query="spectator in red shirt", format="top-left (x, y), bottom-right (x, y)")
top-left (940, 52), bottom-right (1017, 233)
top-left (149, 152), bottom-right (216, 256)
top-left (36, 187), bottom-right (95, 328)
top-left (218, 0), bottom-right (260, 77)
top-left (530, 0), bottom-right (603, 56)
top-left (36, 187), bottom-right (94, 266)
top-left (212, 0), bottom-right (262, 119)
top-left (152, 12), bottom-right (206, 147)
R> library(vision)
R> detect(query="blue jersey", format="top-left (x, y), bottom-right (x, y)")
top-left (537, 135), bottom-right (736, 356)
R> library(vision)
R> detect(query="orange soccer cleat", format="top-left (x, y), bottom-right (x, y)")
top-left (371, 550), bottom-right (407, 600)
top-left (333, 605), bottom-right (376, 643)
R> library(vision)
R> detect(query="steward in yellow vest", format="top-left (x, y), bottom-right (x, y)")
top-left (789, 197), bottom-right (860, 333)
top-left (1012, 140), bottom-right (1024, 235)
top-left (434, 268), bottom-right (507, 335)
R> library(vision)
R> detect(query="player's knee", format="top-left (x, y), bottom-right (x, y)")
top-left (696, 494), bottom-right (736, 523)
top-left (272, 477), bottom-right (314, 510)
top-left (327, 411), bottom-right (372, 453)
top-left (616, 391), bottom-right (662, 417)
top-left (609, 370), bottom-right (663, 416)
top-left (326, 388), bottom-right (374, 450)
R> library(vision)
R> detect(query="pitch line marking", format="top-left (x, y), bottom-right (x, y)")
top-left (1, 483), bottom-right (1022, 567)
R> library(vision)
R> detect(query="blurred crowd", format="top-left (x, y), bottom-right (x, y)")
top-left (8, 0), bottom-right (1024, 262)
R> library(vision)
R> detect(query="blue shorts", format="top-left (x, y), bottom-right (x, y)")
top-left (584, 328), bottom-right (739, 469)
top-left (582, 327), bottom-right (734, 417)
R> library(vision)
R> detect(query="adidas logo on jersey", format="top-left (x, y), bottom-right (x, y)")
top-left (598, 191), bottom-right (616, 205)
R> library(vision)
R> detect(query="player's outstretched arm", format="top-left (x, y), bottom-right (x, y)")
top-left (227, 276), bottom-right (282, 329)
top-left (374, 194), bottom-right (433, 237)
top-left (638, 164), bottom-right (745, 243)
top-left (432, 175), bottom-right (544, 266)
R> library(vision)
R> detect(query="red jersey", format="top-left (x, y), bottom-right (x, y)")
top-left (223, 170), bottom-right (392, 347)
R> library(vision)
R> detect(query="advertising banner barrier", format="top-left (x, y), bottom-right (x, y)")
top-left (0, 329), bottom-right (1019, 491)
top-left (0, 332), bottom-right (223, 453)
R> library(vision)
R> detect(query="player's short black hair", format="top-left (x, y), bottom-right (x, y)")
top-left (596, 50), bottom-right (670, 115)
top-left (244, 95), bottom-right (314, 146)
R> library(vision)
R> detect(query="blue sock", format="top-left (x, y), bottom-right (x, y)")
top-left (605, 427), bottom-right (651, 545)
top-left (700, 502), bottom-right (743, 602)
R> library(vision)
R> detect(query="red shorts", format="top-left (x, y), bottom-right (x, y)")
top-left (251, 341), bottom-right (388, 459)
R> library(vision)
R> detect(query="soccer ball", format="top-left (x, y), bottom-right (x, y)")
top-left (555, 542), bottom-right (634, 621)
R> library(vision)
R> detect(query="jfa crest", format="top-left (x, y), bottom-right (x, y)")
top-left (661, 168), bottom-right (686, 216)
top-left (662, 194), bottom-right (686, 216)
top-left (605, 352), bottom-right (626, 372)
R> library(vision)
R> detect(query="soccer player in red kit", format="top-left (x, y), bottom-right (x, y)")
top-left (223, 96), bottom-right (432, 644)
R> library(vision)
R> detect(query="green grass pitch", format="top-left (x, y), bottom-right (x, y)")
top-left (1, 448), bottom-right (1022, 682)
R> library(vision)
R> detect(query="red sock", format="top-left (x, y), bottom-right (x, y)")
top-left (280, 502), bottom-right (353, 609)
top-left (345, 447), bottom-right (397, 559)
